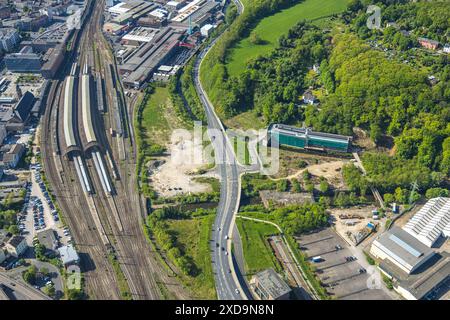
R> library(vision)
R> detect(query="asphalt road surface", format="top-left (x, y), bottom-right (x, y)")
top-left (193, 0), bottom-right (249, 300)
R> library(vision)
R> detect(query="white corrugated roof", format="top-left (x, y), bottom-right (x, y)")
top-left (403, 197), bottom-right (450, 247)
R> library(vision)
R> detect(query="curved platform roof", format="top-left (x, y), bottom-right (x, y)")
top-left (81, 74), bottom-right (97, 147)
top-left (63, 76), bottom-right (77, 150)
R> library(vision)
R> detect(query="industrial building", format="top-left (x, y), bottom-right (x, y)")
top-left (370, 226), bottom-right (435, 275)
top-left (121, 27), bottom-right (160, 44)
top-left (250, 269), bottom-right (291, 300)
top-left (120, 27), bottom-right (185, 89)
top-left (403, 197), bottom-right (450, 247)
top-left (371, 197), bottom-right (450, 300)
top-left (393, 253), bottom-right (450, 300)
top-left (112, 1), bottom-right (158, 25)
top-left (268, 124), bottom-right (352, 153)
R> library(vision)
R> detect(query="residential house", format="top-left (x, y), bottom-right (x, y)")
top-left (302, 90), bottom-right (317, 105)
top-left (0, 143), bottom-right (26, 168)
top-left (5, 235), bottom-right (27, 257)
top-left (418, 37), bottom-right (439, 50)
top-left (443, 44), bottom-right (450, 54)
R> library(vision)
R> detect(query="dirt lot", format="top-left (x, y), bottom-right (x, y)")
top-left (270, 149), bottom-right (349, 189)
top-left (330, 206), bottom-right (386, 246)
top-left (296, 228), bottom-right (391, 300)
top-left (149, 137), bottom-right (217, 198)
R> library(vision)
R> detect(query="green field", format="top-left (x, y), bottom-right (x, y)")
top-left (227, 0), bottom-right (350, 76)
top-left (236, 218), bottom-right (282, 277)
top-left (166, 215), bottom-right (217, 299)
top-left (140, 86), bottom-right (188, 146)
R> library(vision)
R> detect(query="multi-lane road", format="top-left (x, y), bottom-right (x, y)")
top-left (194, 0), bottom-right (251, 300)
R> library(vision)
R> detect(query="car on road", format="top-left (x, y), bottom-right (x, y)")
top-left (235, 289), bottom-right (239, 294)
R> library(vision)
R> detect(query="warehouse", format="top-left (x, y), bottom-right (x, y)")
top-left (268, 124), bottom-right (352, 153)
top-left (120, 27), bottom-right (184, 89)
top-left (370, 226), bottom-right (435, 275)
top-left (403, 197), bottom-right (450, 247)
top-left (393, 253), bottom-right (450, 300)
top-left (121, 27), bottom-right (159, 44)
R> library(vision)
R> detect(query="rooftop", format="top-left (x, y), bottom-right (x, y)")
top-left (403, 197), bottom-right (450, 247)
top-left (270, 124), bottom-right (352, 144)
top-left (373, 226), bottom-right (434, 272)
top-left (7, 235), bottom-right (25, 248)
top-left (252, 268), bottom-right (291, 299)
top-left (37, 229), bottom-right (58, 250)
top-left (58, 245), bottom-right (79, 265)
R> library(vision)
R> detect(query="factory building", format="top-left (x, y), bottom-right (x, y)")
top-left (250, 269), bottom-right (291, 300)
top-left (120, 27), bottom-right (185, 89)
top-left (112, 1), bottom-right (157, 25)
top-left (137, 16), bottom-right (167, 29)
top-left (370, 226), bottom-right (435, 275)
top-left (268, 124), bottom-right (352, 153)
top-left (394, 254), bottom-right (450, 300)
top-left (403, 197), bottom-right (450, 247)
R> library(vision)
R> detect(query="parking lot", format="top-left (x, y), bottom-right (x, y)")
top-left (297, 228), bottom-right (391, 300)
top-left (20, 165), bottom-right (71, 249)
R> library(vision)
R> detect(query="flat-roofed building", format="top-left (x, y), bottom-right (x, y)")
top-left (37, 229), bottom-right (59, 252)
top-left (58, 245), bottom-right (80, 268)
top-left (4, 46), bottom-right (42, 73)
top-left (370, 226), bottom-right (435, 274)
top-left (250, 268), bottom-right (291, 300)
top-left (121, 27), bottom-right (184, 88)
top-left (268, 124), bottom-right (352, 153)
top-left (0, 28), bottom-right (20, 52)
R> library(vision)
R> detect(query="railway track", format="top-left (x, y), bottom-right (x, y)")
top-left (68, 0), bottom-right (190, 299)
top-left (39, 0), bottom-right (191, 300)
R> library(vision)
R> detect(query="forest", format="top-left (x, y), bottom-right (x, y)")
top-left (199, 0), bottom-right (449, 186)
